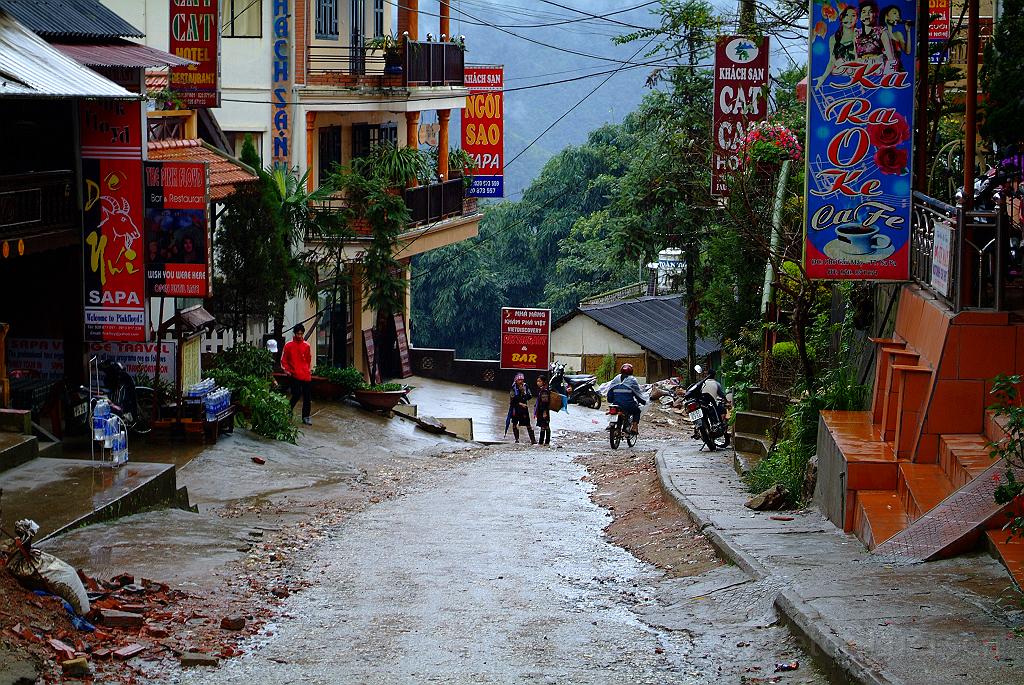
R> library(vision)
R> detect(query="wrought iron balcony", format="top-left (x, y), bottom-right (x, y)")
top-left (402, 178), bottom-right (467, 225)
top-left (306, 40), bottom-right (465, 87)
top-left (0, 170), bottom-right (77, 237)
top-left (307, 178), bottom-right (473, 241)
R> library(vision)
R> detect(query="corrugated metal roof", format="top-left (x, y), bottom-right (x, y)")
top-left (0, 10), bottom-right (135, 98)
top-left (574, 295), bottom-right (720, 361)
top-left (52, 41), bottom-right (195, 68)
top-left (147, 139), bottom-right (259, 201)
top-left (0, 0), bottom-right (142, 38)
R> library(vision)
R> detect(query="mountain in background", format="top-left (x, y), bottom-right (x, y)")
top-left (421, 0), bottom-right (662, 198)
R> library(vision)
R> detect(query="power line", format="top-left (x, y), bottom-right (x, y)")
top-left (534, 0), bottom-right (660, 31)
top-left (421, 0), bottom-right (670, 67)
top-left (506, 37), bottom-right (655, 168)
top-left (217, 56), bottom-right (680, 107)
top-left (396, 0), bottom-right (659, 30)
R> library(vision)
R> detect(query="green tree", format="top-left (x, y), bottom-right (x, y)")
top-left (981, 0), bottom-right (1024, 149)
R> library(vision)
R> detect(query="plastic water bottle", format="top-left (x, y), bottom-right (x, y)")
top-left (103, 415), bottom-right (116, 448)
top-left (92, 400), bottom-right (109, 441)
top-left (114, 431), bottom-right (128, 466)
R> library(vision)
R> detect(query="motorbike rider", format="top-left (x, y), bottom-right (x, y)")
top-left (700, 368), bottom-right (731, 446)
top-left (606, 363), bottom-right (646, 434)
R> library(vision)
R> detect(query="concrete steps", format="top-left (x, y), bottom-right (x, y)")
top-left (986, 530), bottom-right (1024, 590)
top-left (855, 490), bottom-right (910, 549)
top-left (731, 389), bottom-right (787, 477)
top-left (0, 432), bottom-right (38, 473)
top-left (897, 462), bottom-right (954, 520)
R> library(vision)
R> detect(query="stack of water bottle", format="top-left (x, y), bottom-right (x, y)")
top-left (91, 399), bottom-right (128, 466)
top-left (187, 377), bottom-right (217, 400)
top-left (203, 386), bottom-right (232, 422)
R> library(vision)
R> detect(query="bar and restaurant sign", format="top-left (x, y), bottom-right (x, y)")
top-left (500, 307), bottom-right (550, 371)
top-left (143, 161), bottom-right (210, 297)
top-left (271, 0), bottom-right (292, 167)
top-left (711, 36), bottom-right (770, 196)
top-left (80, 99), bottom-right (148, 341)
top-left (803, 0), bottom-right (916, 281)
top-left (462, 65), bottom-right (504, 198)
top-left (169, 0), bottom-right (221, 107)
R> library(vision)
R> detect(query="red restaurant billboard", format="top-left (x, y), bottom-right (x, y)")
top-left (500, 308), bottom-right (550, 371)
top-left (462, 65), bottom-right (504, 197)
top-left (80, 99), bottom-right (147, 342)
top-left (169, 0), bottom-right (221, 108)
top-left (143, 161), bottom-right (210, 297)
top-left (712, 36), bottom-right (770, 196)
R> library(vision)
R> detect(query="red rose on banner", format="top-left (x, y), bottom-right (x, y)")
top-left (866, 114), bottom-right (910, 148)
top-left (874, 146), bottom-right (908, 175)
top-left (821, 4), bottom-right (838, 20)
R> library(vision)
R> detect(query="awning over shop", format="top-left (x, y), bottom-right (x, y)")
top-left (147, 139), bottom-right (259, 201)
top-left (52, 40), bottom-right (195, 69)
top-left (0, 9), bottom-right (134, 98)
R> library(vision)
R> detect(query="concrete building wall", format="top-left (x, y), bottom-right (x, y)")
top-left (550, 315), bottom-right (644, 373)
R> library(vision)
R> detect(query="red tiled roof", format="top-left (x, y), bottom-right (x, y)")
top-left (147, 139), bottom-right (258, 201)
top-left (146, 70), bottom-right (167, 90)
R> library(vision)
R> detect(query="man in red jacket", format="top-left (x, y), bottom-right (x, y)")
top-left (281, 323), bottom-right (313, 425)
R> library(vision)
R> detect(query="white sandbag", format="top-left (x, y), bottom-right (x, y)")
top-left (7, 549), bottom-right (91, 615)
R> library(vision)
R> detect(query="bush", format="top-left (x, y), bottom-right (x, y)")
top-left (595, 352), bottom-right (616, 384)
top-left (722, 325), bottom-right (763, 412)
top-left (747, 297), bottom-right (867, 505)
top-left (771, 341), bottom-right (798, 360)
top-left (239, 383), bottom-right (298, 443)
top-left (207, 344), bottom-right (297, 443)
top-left (210, 343), bottom-right (273, 377)
top-left (364, 382), bottom-right (404, 392)
top-left (312, 365), bottom-right (365, 395)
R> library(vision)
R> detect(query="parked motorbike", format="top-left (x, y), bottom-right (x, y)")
top-left (606, 403), bottom-right (637, 449)
top-left (549, 363), bottom-right (602, 409)
top-left (683, 367), bottom-right (730, 451)
top-left (69, 359), bottom-right (155, 435)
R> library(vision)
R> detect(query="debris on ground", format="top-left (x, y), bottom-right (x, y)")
top-left (575, 440), bottom-right (720, 578)
top-left (745, 485), bottom-right (789, 511)
top-left (5, 519), bottom-right (90, 615)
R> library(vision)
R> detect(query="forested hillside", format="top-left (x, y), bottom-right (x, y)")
top-left (412, 0), bottom-right (805, 360)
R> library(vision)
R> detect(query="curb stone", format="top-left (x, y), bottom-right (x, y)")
top-left (654, 448), bottom-right (904, 685)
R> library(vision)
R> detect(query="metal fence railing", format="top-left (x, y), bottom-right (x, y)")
top-left (910, 191), bottom-right (1008, 312)
top-left (307, 41), bottom-right (465, 87)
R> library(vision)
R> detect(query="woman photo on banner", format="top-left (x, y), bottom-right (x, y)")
top-left (880, 5), bottom-right (912, 73)
top-left (816, 6), bottom-right (858, 88)
top-left (855, 0), bottom-right (895, 67)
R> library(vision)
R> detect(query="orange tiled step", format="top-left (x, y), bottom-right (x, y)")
top-left (986, 529), bottom-right (1024, 590)
top-left (938, 434), bottom-right (995, 489)
top-left (854, 491), bottom-right (910, 549)
top-left (897, 463), bottom-right (954, 520)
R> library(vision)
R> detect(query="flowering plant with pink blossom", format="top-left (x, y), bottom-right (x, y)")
top-left (740, 121), bottom-right (803, 166)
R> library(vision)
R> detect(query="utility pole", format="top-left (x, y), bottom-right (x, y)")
top-left (738, 0), bottom-right (756, 34)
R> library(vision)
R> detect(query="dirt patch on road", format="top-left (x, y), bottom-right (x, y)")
top-left (576, 447), bottom-right (721, 578)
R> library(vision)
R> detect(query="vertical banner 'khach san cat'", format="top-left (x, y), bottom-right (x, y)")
top-left (804, 0), bottom-right (915, 281)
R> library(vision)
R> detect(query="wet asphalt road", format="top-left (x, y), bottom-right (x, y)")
top-left (178, 444), bottom-right (825, 685)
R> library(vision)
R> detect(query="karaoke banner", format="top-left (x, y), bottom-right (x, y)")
top-left (804, 0), bottom-right (916, 280)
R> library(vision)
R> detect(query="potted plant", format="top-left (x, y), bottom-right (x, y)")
top-left (368, 31), bottom-right (404, 74)
top-left (353, 382), bottom-right (409, 411)
top-left (447, 148), bottom-right (477, 186)
top-left (310, 364), bottom-right (365, 401)
top-left (739, 120), bottom-right (802, 173)
top-left (353, 142), bottom-right (423, 189)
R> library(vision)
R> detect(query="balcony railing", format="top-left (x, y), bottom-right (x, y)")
top-left (402, 178), bottom-right (466, 226)
top-left (910, 191), bottom-right (1007, 312)
top-left (403, 41), bottom-right (465, 87)
top-left (307, 41), bottom-right (465, 87)
top-left (307, 178), bottom-right (472, 240)
top-left (0, 171), bottom-right (77, 237)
